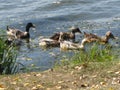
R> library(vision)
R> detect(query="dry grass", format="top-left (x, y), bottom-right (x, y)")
top-left (0, 61), bottom-right (120, 90)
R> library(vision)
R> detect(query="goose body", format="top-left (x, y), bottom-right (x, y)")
top-left (7, 22), bottom-right (35, 42)
top-left (59, 32), bottom-right (84, 50)
top-left (39, 38), bottom-right (60, 47)
top-left (50, 27), bottom-right (82, 42)
top-left (60, 40), bottom-right (84, 50)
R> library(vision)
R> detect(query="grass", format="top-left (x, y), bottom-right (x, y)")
top-left (57, 43), bottom-right (117, 68)
top-left (0, 36), bottom-right (19, 74)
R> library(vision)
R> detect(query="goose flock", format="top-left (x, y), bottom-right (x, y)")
top-left (6, 22), bottom-right (117, 50)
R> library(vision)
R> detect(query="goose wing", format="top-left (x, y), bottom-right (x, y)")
top-left (16, 30), bottom-right (25, 36)
top-left (7, 26), bottom-right (24, 36)
top-left (39, 38), bottom-right (59, 47)
top-left (50, 33), bottom-right (60, 40)
top-left (61, 41), bottom-right (80, 49)
top-left (7, 27), bottom-right (17, 36)
top-left (40, 38), bottom-right (55, 42)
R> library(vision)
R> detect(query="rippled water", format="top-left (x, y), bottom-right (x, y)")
top-left (0, 0), bottom-right (120, 71)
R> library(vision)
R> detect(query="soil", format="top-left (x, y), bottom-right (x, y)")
top-left (0, 62), bottom-right (120, 90)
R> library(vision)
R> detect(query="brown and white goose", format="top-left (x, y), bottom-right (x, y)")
top-left (50, 27), bottom-right (82, 42)
top-left (83, 31), bottom-right (116, 44)
top-left (59, 32), bottom-right (84, 50)
top-left (7, 22), bottom-right (35, 42)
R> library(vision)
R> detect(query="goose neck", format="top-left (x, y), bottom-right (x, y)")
top-left (26, 26), bottom-right (30, 32)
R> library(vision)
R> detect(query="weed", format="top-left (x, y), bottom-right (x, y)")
top-left (0, 36), bottom-right (19, 74)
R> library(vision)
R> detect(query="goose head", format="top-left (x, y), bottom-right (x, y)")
top-left (70, 27), bottom-right (82, 33)
top-left (26, 22), bottom-right (36, 32)
top-left (105, 31), bottom-right (116, 39)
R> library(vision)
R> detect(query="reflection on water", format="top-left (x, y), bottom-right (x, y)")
top-left (0, 0), bottom-right (120, 71)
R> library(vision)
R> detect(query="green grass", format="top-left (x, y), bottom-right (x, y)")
top-left (0, 36), bottom-right (19, 74)
top-left (56, 43), bottom-right (119, 69)
top-left (72, 44), bottom-right (116, 65)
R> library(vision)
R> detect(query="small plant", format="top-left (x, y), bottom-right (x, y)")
top-left (0, 36), bottom-right (19, 74)
top-left (70, 43), bottom-right (115, 66)
top-left (57, 43), bottom-right (116, 68)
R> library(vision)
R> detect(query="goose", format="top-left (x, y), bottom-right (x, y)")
top-left (59, 32), bottom-right (84, 50)
top-left (83, 31), bottom-right (116, 44)
top-left (50, 27), bottom-right (82, 42)
top-left (6, 22), bottom-right (35, 42)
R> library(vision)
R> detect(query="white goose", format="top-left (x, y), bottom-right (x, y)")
top-left (59, 32), bottom-right (85, 50)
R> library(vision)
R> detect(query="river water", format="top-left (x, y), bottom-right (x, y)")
top-left (0, 0), bottom-right (120, 71)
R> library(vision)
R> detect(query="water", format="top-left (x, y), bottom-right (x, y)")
top-left (0, 0), bottom-right (120, 71)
